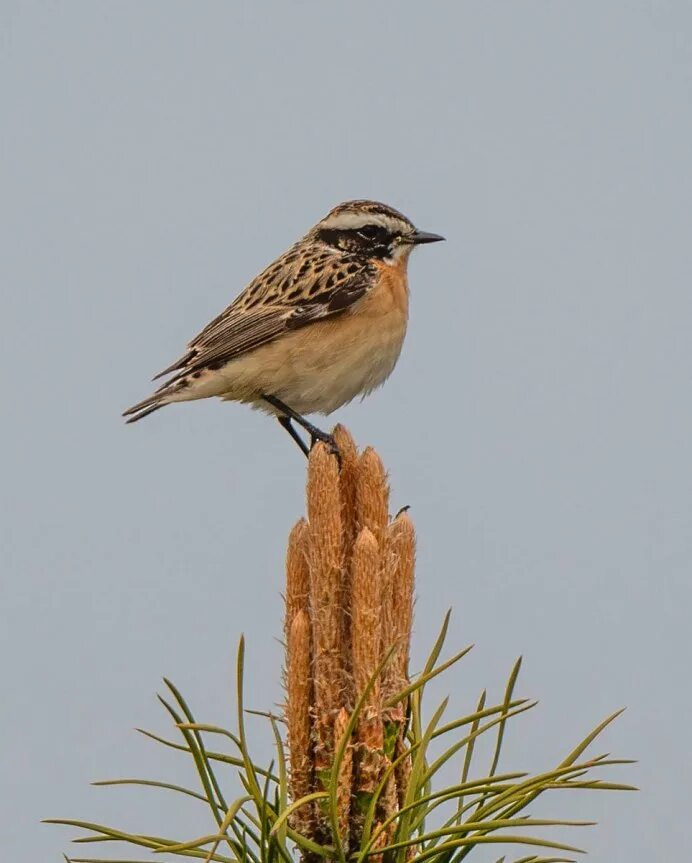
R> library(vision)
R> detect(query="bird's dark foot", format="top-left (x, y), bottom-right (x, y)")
top-left (310, 431), bottom-right (341, 464)
top-left (277, 416), bottom-right (310, 457)
top-left (266, 394), bottom-right (340, 464)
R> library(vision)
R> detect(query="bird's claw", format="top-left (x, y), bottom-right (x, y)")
top-left (310, 432), bottom-right (342, 466)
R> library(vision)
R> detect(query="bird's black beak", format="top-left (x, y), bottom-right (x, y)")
top-left (409, 229), bottom-right (445, 245)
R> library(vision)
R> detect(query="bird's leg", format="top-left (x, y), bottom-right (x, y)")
top-left (264, 394), bottom-right (339, 457)
top-left (277, 415), bottom-right (310, 458)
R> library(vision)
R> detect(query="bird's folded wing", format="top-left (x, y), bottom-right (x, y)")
top-left (154, 266), bottom-right (373, 382)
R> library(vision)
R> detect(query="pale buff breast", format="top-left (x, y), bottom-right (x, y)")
top-left (213, 260), bottom-right (410, 415)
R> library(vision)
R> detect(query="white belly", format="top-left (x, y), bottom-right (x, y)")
top-left (214, 304), bottom-right (408, 415)
top-left (268, 320), bottom-right (406, 414)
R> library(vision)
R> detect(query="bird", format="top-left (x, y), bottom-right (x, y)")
top-left (123, 199), bottom-right (444, 455)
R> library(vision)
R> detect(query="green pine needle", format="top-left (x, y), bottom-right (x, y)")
top-left (48, 622), bottom-right (633, 863)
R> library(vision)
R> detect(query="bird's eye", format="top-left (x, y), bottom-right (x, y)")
top-left (357, 225), bottom-right (381, 241)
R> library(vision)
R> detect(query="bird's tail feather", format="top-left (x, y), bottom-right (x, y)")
top-left (123, 393), bottom-right (167, 424)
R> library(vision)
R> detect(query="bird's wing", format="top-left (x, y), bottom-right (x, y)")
top-left (153, 249), bottom-right (374, 382)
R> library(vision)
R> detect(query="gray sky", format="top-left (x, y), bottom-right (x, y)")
top-left (2, 2), bottom-right (691, 860)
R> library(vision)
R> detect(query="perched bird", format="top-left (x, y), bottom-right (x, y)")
top-left (123, 199), bottom-right (444, 455)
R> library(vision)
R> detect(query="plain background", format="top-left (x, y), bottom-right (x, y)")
top-left (2, 2), bottom-right (691, 860)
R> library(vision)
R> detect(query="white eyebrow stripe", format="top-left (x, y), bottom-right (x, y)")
top-left (319, 212), bottom-right (411, 233)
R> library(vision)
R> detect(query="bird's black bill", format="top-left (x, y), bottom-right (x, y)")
top-left (410, 230), bottom-right (445, 245)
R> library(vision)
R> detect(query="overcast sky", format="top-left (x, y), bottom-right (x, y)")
top-left (2, 2), bottom-right (691, 861)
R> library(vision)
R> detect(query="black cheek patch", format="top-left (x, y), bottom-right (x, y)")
top-left (316, 227), bottom-right (393, 259)
top-left (316, 228), bottom-right (345, 248)
top-left (368, 242), bottom-right (393, 259)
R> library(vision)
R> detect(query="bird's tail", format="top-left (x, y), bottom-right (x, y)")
top-left (122, 392), bottom-right (168, 424)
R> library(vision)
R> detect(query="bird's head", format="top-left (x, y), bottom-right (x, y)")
top-left (310, 200), bottom-right (444, 264)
